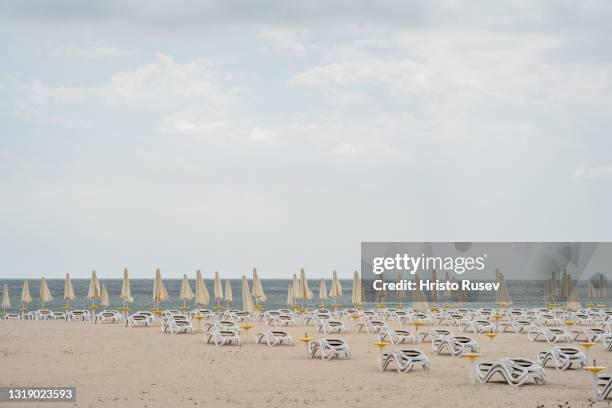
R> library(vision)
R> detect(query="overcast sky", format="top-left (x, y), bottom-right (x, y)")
top-left (1, 1), bottom-right (612, 279)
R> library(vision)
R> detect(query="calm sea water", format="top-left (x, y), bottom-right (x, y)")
top-left (0, 279), bottom-right (606, 312)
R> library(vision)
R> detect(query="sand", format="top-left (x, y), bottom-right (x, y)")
top-left (0, 316), bottom-right (609, 408)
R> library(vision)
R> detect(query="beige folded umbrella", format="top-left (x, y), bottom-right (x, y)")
top-left (291, 274), bottom-right (301, 305)
top-left (599, 274), bottom-right (607, 300)
top-left (120, 268), bottom-right (133, 307)
top-left (588, 279), bottom-right (596, 301)
top-left (224, 280), bottom-right (233, 305)
top-left (352, 270), bottom-right (362, 306)
top-left (412, 273), bottom-right (429, 312)
top-left (21, 280), bottom-right (32, 311)
top-left (328, 270), bottom-right (342, 306)
top-left (376, 271), bottom-right (387, 305)
top-left (194, 270), bottom-right (209, 306)
top-left (179, 274), bottom-right (194, 309)
top-left (39, 277), bottom-right (53, 308)
top-left (430, 269), bottom-right (438, 303)
top-left (2, 284), bottom-right (10, 314)
top-left (299, 268), bottom-right (313, 307)
top-left (214, 271), bottom-right (224, 308)
top-left (566, 284), bottom-right (581, 311)
top-left (241, 275), bottom-right (255, 315)
top-left (100, 284), bottom-right (110, 307)
top-left (495, 269), bottom-right (513, 307)
top-left (397, 273), bottom-right (407, 306)
top-left (544, 278), bottom-right (553, 303)
top-left (560, 270), bottom-right (570, 300)
top-left (87, 270), bottom-right (101, 311)
top-left (152, 268), bottom-right (169, 310)
top-left (63, 273), bottom-right (76, 307)
top-left (287, 282), bottom-right (294, 306)
top-left (319, 278), bottom-right (328, 306)
top-left (252, 268), bottom-right (267, 307)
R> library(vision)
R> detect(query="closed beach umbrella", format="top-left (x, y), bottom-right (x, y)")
top-left (544, 279), bottom-right (552, 303)
top-left (588, 279), bottom-right (596, 301)
top-left (214, 271), bottom-right (224, 307)
top-left (291, 274), bottom-right (301, 304)
top-left (120, 268), bottom-right (133, 306)
top-left (495, 269), bottom-right (513, 307)
top-left (412, 273), bottom-right (429, 312)
top-left (21, 280), bottom-right (32, 312)
top-left (152, 268), bottom-right (169, 309)
top-left (551, 271), bottom-right (558, 299)
top-left (2, 284), bottom-right (10, 314)
top-left (599, 274), bottom-right (607, 300)
top-left (443, 271), bottom-right (452, 301)
top-left (39, 277), bottom-right (53, 308)
top-left (397, 273), bottom-right (407, 306)
top-left (352, 270), bottom-right (362, 306)
top-left (87, 270), bottom-right (101, 311)
top-left (224, 280), bottom-right (233, 305)
top-left (63, 273), bottom-right (76, 307)
top-left (252, 268), bottom-right (267, 307)
top-left (566, 285), bottom-right (581, 311)
top-left (319, 278), bottom-right (328, 305)
top-left (287, 282), bottom-right (294, 306)
top-left (100, 284), bottom-right (110, 307)
top-left (430, 270), bottom-right (438, 303)
top-left (299, 268), bottom-right (313, 307)
top-left (179, 274), bottom-right (194, 309)
top-left (329, 270), bottom-right (342, 305)
top-left (560, 270), bottom-right (570, 299)
top-left (194, 270), bottom-right (209, 306)
top-left (241, 275), bottom-right (255, 315)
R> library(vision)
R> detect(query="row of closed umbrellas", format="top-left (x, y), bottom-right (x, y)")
top-left (1, 268), bottom-right (365, 314)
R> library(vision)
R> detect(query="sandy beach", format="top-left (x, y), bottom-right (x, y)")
top-left (1, 316), bottom-right (608, 408)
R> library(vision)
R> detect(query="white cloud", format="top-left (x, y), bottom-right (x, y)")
top-left (332, 142), bottom-right (401, 161)
top-left (107, 53), bottom-right (230, 106)
top-left (259, 28), bottom-right (311, 55)
top-left (249, 126), bottom-right (276, 143)
top-left (50, 44), bottom-right (135, 59)
top-left (574, 165), bottom-right (612, 180)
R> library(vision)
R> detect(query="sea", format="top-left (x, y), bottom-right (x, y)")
top-left (0, 279), bottom-right (606, 313)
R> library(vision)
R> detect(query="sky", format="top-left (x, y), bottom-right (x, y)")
top-left (1, 0), bottom-right (612, 279)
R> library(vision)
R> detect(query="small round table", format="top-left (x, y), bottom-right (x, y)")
top-left (299, 336), bottom-right (314, 358)
top-left (463, 353), bottom-right (481, 385)
top-left (240, 325), bottom-right (254, 343)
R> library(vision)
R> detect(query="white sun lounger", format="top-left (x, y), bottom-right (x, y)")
top-left (95, 310), bottom-right (121, 324)
top-left (537, 346), bottom-right (586, 370)
top-left (378, 349), bottom-right (430, 373)
top-left (163, 315), bottom-right (193, 334)
top-left (317, 319), bottom-right (346, 334)
top-left (308, 338), bottom-right (351, 360)
top-left (126, 313), bottom-right (152, 327)
top-left (432, 335), bottom-right (480, 356)
top-left (499, 320), bottom-right (533, 334)
top-left (356, 319), bottom-right (387, 333)
top-left (527, 327), bottom-right (572, 343)
top-left (255, 330), bottom-right (294, 347)
top-left (378, 327), bottom-right (417, 345)
top-left (476, 359), bottom-right (545, 387)
top-left (69, 310), bottom-right (91, 321)
top-left (571, 328), bottom-right (606, 342)
top-left (206, 329), bottom-right (241, 346)
top-left (594, 373), bottom-right (612, 401)
top-left (418, 329), bottom-right (453, 343)
top-left (459, 319), bottom-right (497, 334)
